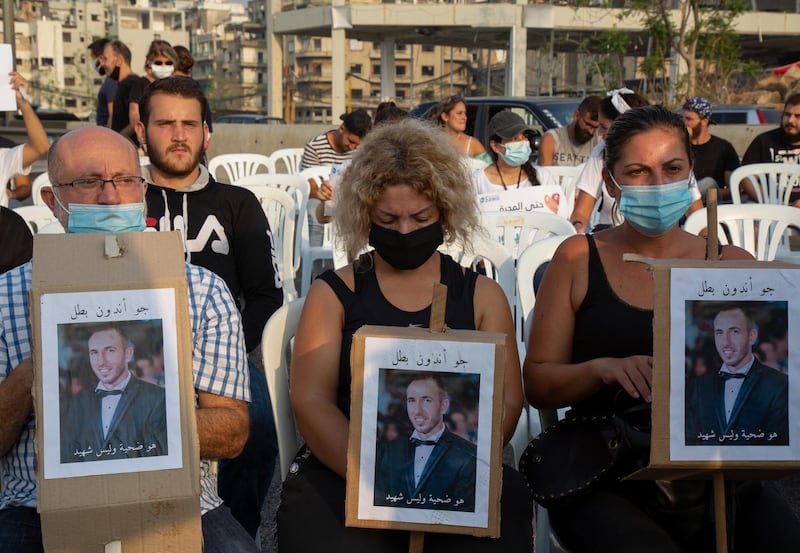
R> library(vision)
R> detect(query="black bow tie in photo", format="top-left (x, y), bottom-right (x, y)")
top-left (410, 437), bottom-right (437, 447)
top-left (96, 389), bottom-right (123, 397)
top-left (718, 371), bottom-right (746, 380)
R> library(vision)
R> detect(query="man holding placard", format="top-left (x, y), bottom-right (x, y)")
top-left (0, 126), bottom-right (258, 553)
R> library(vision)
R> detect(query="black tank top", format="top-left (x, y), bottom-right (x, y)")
top-left (318, 252), bottom-right (479, 416)
top-left (570, 234), bottom-right (653, 416)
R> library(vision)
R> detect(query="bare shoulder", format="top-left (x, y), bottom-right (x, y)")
top-left (721, 244), bottom-right (755, 261)
top-left (552, 233), bottom-right (590, 263)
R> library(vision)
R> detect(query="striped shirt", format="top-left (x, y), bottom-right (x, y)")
top-left (0, 262), bottom-right (249, 515)
top-left (300, 131), bottom-right (353, 169)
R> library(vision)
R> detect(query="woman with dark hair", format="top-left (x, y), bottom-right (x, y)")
top-left (525, 105), bottom-right (800, 552)
top-left (569, 88), bottom-right (650, 232)
top-left (472, 110), bottom-right (557, 195)
top-left (433, 95), bottom-right (487, 160)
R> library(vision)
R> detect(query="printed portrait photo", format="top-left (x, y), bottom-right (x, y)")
top-left (373, 369), bottom-right (480, 512)
top-left (57, 320), bottom-right (169, 463)
top-left (684, 300), bottom-right (789, 446)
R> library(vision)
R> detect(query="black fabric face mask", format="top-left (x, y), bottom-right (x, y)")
top-left (368, 220), bottom-right (444, 271)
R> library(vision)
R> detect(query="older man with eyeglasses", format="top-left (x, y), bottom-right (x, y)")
top-left (0, 126), bottom-right (259, 553)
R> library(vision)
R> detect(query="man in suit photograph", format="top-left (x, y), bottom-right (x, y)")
top-left (686, 304), bottom-right (789, 446)
top-left (374, 373), bottom-right (477, 511)
top-left (60, 323), bottom-right (168, 462)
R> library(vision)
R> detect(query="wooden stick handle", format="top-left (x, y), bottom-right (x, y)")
top-left (409, 531), bottom-right (425, 553)
top-left (706, 188), bottom-right (720, 261)
top-left (429, 282), bottom-right (447, 333)
top-left (713, 472), bottom-right (728, 553)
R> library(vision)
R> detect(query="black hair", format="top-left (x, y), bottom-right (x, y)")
top-left (340, 108), bottom-right (372, 138)
top-left (107, 40), bottom-right (132, 65)
top-left (603, 105), bottom-right (692, 174)
top-left (138, 77), bottom-right (209, 127)
top-left (88, 38), bottom-right (110, 58)
top-left (577, 95), bottom-right (603, 120)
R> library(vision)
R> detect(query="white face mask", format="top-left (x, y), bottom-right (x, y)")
top-left (151, 64), bottom-right (174, 79)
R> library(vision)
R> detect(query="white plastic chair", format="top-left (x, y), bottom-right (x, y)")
top-left (267, 147), bottom-right (304, 174)
top-left (31, 172), bottom-right (51, 206)
top-left (13, 205), bottom-right (58, 234)
top-left (298, 165), bottom-right (335, 296)
top-left (235, 173), bottom-right (309, 279)
top-left (237, 185), bottom-right (299, 302)
top-left (261, 297), bottom-right (306, 480)
top-left (207, 153), bottom-right (272, 183)
top-left (480, 210), bottom-right (576, 259)
top-left (683, 204), bottom-right (800, 261)
top-left (440, 232), bottom-right (516, 311)
top-left (540, 164), bottom-right (583, 214)
top-left (729, 163), bottom-right (800, 205)
top-left (517, 237), bottom-right (575, 553)
top-left (516, 234), bottom-right (574, 353)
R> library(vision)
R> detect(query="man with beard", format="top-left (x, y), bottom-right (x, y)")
top-left (135, 77), bottom-right (281, 538)
top-left (681, 97), bottom-right (739, 202)
top-left (741, 93), bottom-right (800, 205)
top-left (101, 40), bottom-right (140, 140)
top-left (538, 95), bottom-right (602, 166)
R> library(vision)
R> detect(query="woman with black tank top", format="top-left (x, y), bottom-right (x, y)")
top-left (524, 106), bottom-right (800, 552)
top-left (278, 118), bottom-right (533, 553)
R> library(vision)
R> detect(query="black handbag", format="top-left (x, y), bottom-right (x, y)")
top-left (519, 402), bottom-right (651, 508)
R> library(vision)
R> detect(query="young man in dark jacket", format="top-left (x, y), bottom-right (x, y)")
top-left (136, 77), bottom-right (282, 537)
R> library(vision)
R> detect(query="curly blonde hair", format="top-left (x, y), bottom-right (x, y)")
top-left (332, 118), bottom-right (481, 260)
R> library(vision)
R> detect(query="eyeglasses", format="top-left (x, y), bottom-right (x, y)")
top-left (152, 60), bottom-right (174, 66)
top-left (53, 176), bottom-right (146, 194)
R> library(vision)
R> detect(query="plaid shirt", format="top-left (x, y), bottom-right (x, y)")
top-left (0, 261), bottom-right (249, 514)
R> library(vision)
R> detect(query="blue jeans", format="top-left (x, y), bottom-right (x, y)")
top-left (0, 505), bottom-right (258, 553)
top-left (202, 505), bottom-right (261, 553)
top-left (218, 360), bottom-right (278, 537)
top-left (0, 507), bottom-right (44, 553)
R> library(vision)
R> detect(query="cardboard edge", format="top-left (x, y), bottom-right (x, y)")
top-left (345, 325), bottom-right (506, 537)
top-left (645, 261), bottom-right (800, 477)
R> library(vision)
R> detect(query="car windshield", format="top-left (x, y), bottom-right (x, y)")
top-left (538, 103), bottom-right (579, 128)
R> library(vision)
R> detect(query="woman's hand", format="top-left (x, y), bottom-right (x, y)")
top-left (592, 355), bottom-right (653, 403)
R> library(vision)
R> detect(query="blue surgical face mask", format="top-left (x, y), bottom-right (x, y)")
top-left (610, 173), bottom-right (695, 237)
top-left (501, 140), bottom-right (532, 167)
top-left (53, 192), bottom-right (146, 234)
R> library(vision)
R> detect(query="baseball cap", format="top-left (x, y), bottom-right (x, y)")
top-left (487, 111), bottom-right (535, 140)
top-left (682, 97), bottom-right (715, 123)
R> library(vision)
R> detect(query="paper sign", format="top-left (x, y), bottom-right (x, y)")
top-left (669, 267), bottom-right (800, 462)
top-left (477, 184), bottom-right (570, 218)
top-left (0, 44), bottom-right (16, 111)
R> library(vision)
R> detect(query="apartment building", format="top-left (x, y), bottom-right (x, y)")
top-left (287, 36), bottom-right (472, 122)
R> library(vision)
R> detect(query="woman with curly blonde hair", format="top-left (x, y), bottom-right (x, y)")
top-left (278, 118), bottom-right (532, 553)
top-left (333, 118), bottom-right (481, 260)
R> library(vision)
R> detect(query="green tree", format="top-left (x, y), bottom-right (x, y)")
top-left (621, 0), bottom-right (750, 104)
top-left (580, 0), bottom-right (754, 105)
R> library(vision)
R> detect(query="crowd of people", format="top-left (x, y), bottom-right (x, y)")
top-left (0, 42), bottom-right (799, 552)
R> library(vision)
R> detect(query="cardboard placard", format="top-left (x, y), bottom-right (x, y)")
top-left (629, 259), bottom-right (800, 480)
top-left (345, 325), bottom-right (505, 537)
top-left (30, 232), bottom-right (201, 552)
